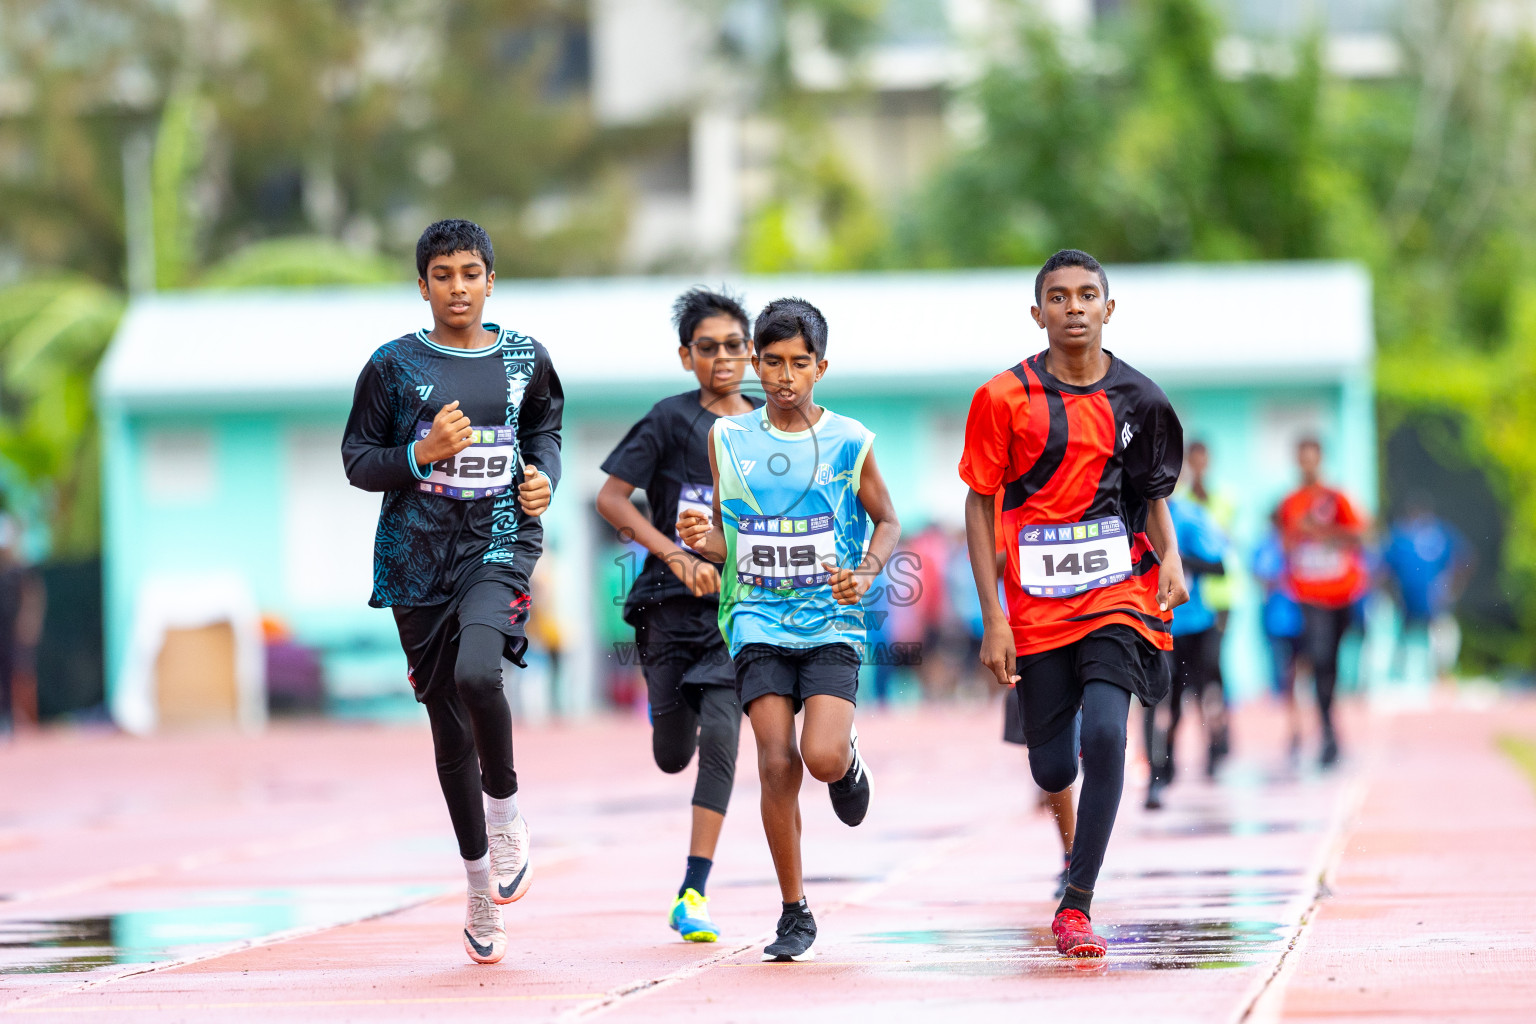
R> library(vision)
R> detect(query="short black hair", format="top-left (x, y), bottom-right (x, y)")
top-left (753, 297), bottom-right (828, 358)
top-left (1188, 439), bottom-right (1208, 456)
top-left (416, 219), bottom-right (494, 279)
top-left (1297, 435), bottom-right (1322, 452)
top-left (672, 286), bottom-right (750, 348)
top-left (1034, 248), bottom-right (1109, 305)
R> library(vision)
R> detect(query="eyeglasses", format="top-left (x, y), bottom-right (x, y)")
top-left (691, 337), bottom-right (749, 357)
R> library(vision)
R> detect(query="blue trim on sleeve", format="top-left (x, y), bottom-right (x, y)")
top-left (408, 441), bottom-right (433, 481)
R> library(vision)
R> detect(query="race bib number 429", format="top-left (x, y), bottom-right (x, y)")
top-left (735, 512), bottom-right (838, 590)
top-left (1017, 515), bottom-right (1133, 598)
top-left (415, 421), bottom-right (519, 500)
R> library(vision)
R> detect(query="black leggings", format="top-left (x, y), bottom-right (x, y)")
top-left (1028, 681), bottom-right (1131, 896)
top-left (651, 685), bottom-right (740, 815)
top-left (1144, 627), bottom-right (1224, 779)
top-left (423, 624), bottom-right (518, 861)
top-left (1300, 604), bottom-right (1351, 733)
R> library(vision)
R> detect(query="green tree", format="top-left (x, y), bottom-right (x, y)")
top-left (0, 275), bottom-right (124, 558)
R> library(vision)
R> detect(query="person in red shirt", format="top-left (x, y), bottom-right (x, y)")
top-left (1276, 437), bottom-right (1369, 767)
top-left (960, 249), bottom-right (1188, 959)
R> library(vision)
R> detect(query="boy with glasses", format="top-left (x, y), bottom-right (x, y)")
top-left (596, 288), bottom-right (761, 941)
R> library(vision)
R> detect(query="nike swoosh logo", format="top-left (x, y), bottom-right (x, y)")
top-left (497, 863), bottom-right (527, 900)
top-left (465, 929), bottom-right (495, 958)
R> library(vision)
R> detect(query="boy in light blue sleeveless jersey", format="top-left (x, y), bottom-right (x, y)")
top-left (678, 298), bottom-right (901, 963)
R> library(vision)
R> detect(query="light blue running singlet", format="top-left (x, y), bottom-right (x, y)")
top-left (713, 407), bottom-right (876, 655)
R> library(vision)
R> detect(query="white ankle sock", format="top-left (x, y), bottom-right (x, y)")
top-left (486, 793), bottom-right (519, 828)
top-left (464, 852), bottom-right (491, 891)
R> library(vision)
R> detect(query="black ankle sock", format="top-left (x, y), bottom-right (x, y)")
top-left (1057, 884), bottom-right (1093, 918)
top-left (680, 855), bottom-right (712, 897)
top-left (783, 897), bottom-right (809, 915)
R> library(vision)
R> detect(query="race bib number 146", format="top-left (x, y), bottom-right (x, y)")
top-left (1017, 515), bottom-right (1133, 598)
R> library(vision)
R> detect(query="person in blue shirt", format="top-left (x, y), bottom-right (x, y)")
top-left (679, 297), bottom-right (901, 963)
top-left (1143, 490), bottom-right (1227, 809)
top-left (1382, 495), bottom-right (1474, 682)
top-left (1253, 510), bottom-right (1305, 758)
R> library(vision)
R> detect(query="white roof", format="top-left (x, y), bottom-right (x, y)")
top-left (98, 262), bottom-right (1372, 407)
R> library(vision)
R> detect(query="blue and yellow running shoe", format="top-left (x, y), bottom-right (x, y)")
top-left (669, 888), bottom-right (719, 942)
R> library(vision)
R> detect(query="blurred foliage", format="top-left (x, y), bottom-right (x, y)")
top-left (0, 0), bottom-right (630, 556)
top-left (738, 0), bottom-right (894, 272)
top-left (198, 237), bottom-right (397, 289)
top-left (0, 276), bottom-right (123, 558)
top-left (0, 0), bottom-right (626, 284)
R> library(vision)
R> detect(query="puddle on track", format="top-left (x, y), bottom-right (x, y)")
top-left (857, 918), bottom-right (1287, 975)
top-left (1136, 820), bottom-right (1320, 838)
top-left (1111, 867), bottom-right (1304, 880)
top-left (0, 883), bottom-right (445, 976)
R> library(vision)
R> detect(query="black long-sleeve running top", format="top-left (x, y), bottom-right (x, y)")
top-left (342, 325), bottom-right (563, 608)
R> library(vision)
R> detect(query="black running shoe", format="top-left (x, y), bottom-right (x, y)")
top-left (1144, 780), bottom-right (1165, 811)
top-left (762, 905), bottom-right (817, 962)
top-left (1053, 853), bottom-right (1071, 900)
top-left (827, 727), bottom-right (871, 826)
top-left (1320, 730), bottom-right (1340, 768)
top-left (1206, 727), bottom-right (1229, 778)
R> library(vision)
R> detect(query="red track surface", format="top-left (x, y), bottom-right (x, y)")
top-left (2, 696), bottom-right (1533, 1021)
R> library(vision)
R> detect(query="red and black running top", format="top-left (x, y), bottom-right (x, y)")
top-left (960, 351), bottom-right (1183, 656)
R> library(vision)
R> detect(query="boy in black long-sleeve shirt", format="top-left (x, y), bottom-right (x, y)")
top-left (342, 219), bottom-right (562, 965)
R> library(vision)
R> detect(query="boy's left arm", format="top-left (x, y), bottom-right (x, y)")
top-left (516, 351), bottom-right (564, 516)
top-left (825, 448), bottom-right (900, 606)
top-left (1146, 497), bottom-right (1189, 612)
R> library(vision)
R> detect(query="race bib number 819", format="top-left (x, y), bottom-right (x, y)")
top-left (1017, 515), bottom-right (1133, 598)
top-left (736, 512), bottom-right (838, 590)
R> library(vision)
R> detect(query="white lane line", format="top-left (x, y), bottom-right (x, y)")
top-left (557, 818), bottom-right (996, 1021)
top-left (1232, 721), bottom-right (1381, 1024)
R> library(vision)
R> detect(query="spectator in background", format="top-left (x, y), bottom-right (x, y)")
top-left (907, 523), bottom-right (959, 699)
top-left (1182, 440), bottom-right (1235, 661)
top-left (1382, 494), bottom-right (1474, 684)
top-left (1143, 491), bottom-right (1228, 809)
top-left (0, 511), bottom-right (45, 737)
top-left (1277, 437), bottom-right (1370, 767)
top-left (946, 532), bottom-right (992, 699)
top-left (1253, 509), bottom-right (1305, 758)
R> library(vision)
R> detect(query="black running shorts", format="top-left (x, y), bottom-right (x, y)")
top-left (392, 579), bottom-right (529, 703)
top-left (734, 642), bottom-right (859, 713)
top-left (632, 597), bottom-right (735, 717)
top-left (1013, 624), bottom-right (1170, 748)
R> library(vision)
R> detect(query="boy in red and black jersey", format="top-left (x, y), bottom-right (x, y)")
top-left (1276, 436), bottom-right (1369, 767)
top-left (960, 249), bottom-right (1188, 959)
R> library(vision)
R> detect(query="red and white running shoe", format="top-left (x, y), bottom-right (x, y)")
top-left (1051, 908), bottom-right (1106, 958)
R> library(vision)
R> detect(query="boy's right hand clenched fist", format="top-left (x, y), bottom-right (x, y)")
top-left (416, 400), bottom-right (473, 464)
top-left (676, 508), bottom-right (712, 549)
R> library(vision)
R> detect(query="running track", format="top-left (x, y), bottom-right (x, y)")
top-left (2, 696), bottom-right (1533, 1022)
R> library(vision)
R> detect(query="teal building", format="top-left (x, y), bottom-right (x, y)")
top-left (96, 263), bottom-right (1376, 728)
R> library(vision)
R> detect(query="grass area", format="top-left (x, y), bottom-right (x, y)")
top-left (1498, 735), bottom-right (1536, 796)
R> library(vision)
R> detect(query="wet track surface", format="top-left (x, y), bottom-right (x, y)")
top-left (1, 698), bottom-right (1533, 1021)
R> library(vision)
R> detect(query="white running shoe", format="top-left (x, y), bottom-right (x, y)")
top-left (488, 814), bottom-right (532, 905)
top-left (463, 886), bottom-right (506, 964)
